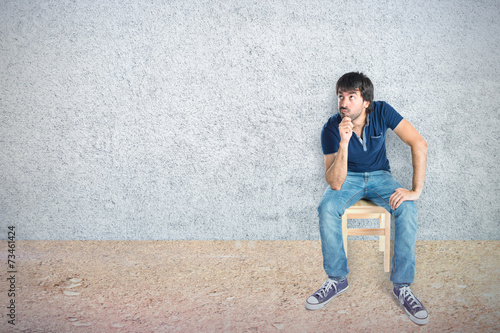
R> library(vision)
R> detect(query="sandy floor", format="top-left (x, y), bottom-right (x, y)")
top-left (0, 240), bottom-right (499, 332)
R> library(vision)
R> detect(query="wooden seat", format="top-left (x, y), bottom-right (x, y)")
top-left (341, 199), bottom-right (391, 272)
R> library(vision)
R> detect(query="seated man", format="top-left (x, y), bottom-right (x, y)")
top-left (305, 72), bottom-right (429, 325)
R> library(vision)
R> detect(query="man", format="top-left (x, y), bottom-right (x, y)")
top-left (305, 72), bottom-right (429, 325)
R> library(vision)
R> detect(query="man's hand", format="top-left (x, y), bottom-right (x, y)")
top-left (339, 116), bottom-right (353, 144)
top-left (389, 188), bottom-right (421, 210)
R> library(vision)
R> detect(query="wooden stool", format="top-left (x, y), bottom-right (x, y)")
top-left (341, 199), bottom-right (391, 272)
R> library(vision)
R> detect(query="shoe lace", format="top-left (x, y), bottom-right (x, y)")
top-left (399, 286), bottom-right (423, 310)
top-left (315, 279), bottom-right (339, 298)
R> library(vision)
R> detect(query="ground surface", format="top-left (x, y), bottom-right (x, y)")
top-left (0, 240), bottom-right (499, 332)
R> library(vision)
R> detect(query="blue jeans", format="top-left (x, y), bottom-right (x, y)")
top-left (318, 171), bottom-right (417, 285)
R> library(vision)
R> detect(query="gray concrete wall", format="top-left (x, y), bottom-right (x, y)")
top-left (1, 0), bottom-right (499, 240)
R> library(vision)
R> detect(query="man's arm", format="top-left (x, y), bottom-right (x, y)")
top-left (390, 119), bottom-right (428, 210)
top-left (324, 149), bottom-right (346, 190)
top-left (324, 117), bottom-right (353, 190)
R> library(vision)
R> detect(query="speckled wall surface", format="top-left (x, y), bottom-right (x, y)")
top-left (1, 0), bottom-right (499, 240)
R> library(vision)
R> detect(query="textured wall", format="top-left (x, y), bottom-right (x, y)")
top-left (1, 0), bottom-right (499, 240)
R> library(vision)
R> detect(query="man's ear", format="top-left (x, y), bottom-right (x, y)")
top-left (363, 100), bottom-right (370, 110)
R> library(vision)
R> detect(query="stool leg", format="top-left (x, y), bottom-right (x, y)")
top-left (384, 212), bottom-right (391, 272)
top-left (342, 214), bottom-right (348, 258)
top-left (379, 213), bottom-right (385, 252)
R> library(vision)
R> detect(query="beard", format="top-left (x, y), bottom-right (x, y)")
top-left (339, 107), bottom-right (362, 121)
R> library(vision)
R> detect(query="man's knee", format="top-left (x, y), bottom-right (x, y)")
top-left (318, 195), bottom-right (344, 219)
top-left (395, 200), bottom-right (417, 216)
top-left (394, 201), bottom-right (418, 231)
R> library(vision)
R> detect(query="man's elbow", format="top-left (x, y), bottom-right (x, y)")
top-left (419, 138), bottom-right (428, 152)
top-left (411, 137), bottom-right (427, 153)
top-left (326, 179), bottom-right (343, 191)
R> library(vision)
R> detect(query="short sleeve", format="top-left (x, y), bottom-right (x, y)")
top-left (321, 121), bottom-right (340, 155)
top-left (383, 102), bottom-right (404, 130)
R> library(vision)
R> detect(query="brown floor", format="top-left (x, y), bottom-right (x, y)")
top-left (0, 240), bottom-right (499, 333)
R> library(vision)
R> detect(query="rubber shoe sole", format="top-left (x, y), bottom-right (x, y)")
top-left (393, 290), bottom-right (429, 325)
top-left (305, 286), bottom-right (349, 310)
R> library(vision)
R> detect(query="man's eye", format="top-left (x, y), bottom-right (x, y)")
top-left (349, 96), bottom-right (355, 99)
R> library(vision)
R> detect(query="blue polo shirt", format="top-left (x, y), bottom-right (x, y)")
top-left (321, 101), bottom-right (403, 172)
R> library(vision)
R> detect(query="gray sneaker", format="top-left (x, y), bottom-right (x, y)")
top-left (393, 286), bottom-right (429, 325)
top-left (305, 279), bottom-right (348, 310)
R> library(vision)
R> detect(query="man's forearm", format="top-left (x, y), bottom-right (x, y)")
top-left (326, 143), bottom-right (349, 190)
top-left (410, 139), bottom-right (428, 195)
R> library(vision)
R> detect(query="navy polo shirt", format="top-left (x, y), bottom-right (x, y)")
top-left (321, 101), bottom-right (403, 172)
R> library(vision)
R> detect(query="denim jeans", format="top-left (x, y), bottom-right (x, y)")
top-left (318, 171), bottom-right (417, 285)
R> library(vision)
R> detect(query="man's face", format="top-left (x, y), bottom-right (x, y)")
top-left (337, 89), bottom-right (369, 121)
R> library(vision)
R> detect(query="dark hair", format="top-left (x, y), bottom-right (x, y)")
top-left (336, 72), bottom-right (374, 113)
